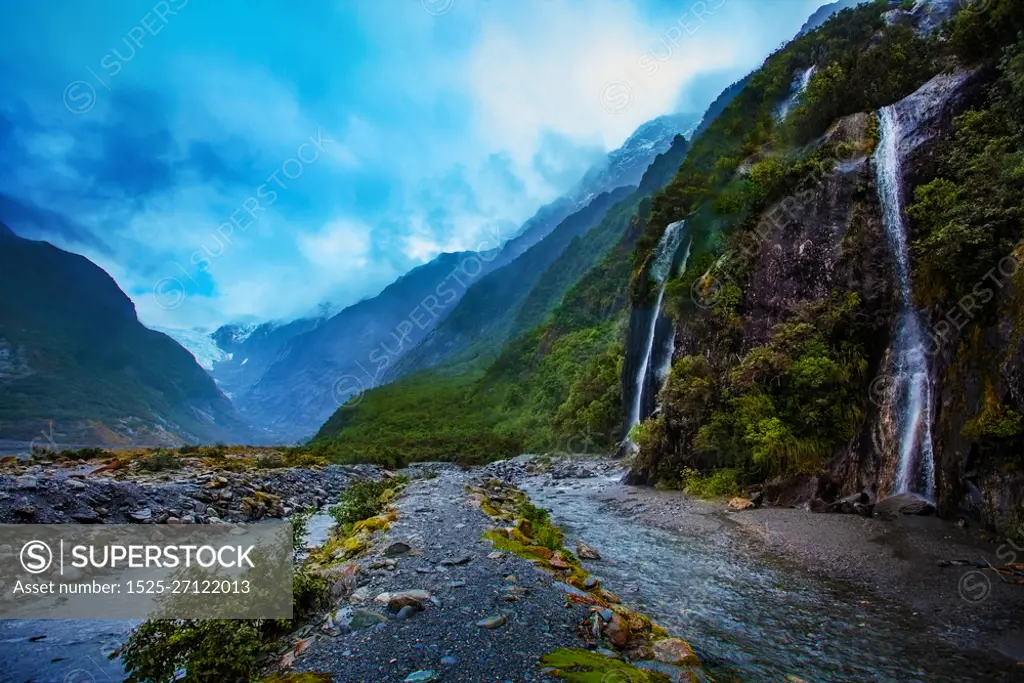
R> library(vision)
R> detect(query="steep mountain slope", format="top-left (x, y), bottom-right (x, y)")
top-left (392, 186), bottom-right (634, 374)
top-left (229, 251), bottom-right (488, 443)
top-left (0, 224), bottom-right (252, 446)
top-left (620, 0), bottom-right (1024, 535)
top-left (393, 116), bottom-right (699, 376)
top-left (309, 0), bottom-right (1024, 540)
top-left (213, 111), bottom-right (699, 442)
top-left (208, 318), bottom-right (325, 399)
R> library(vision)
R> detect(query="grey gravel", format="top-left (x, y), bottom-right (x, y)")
top-left (293, 469), bottom-right (588, 682)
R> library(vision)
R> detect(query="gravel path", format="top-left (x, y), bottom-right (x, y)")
top-left (293, 467), bottom-right (590, 682)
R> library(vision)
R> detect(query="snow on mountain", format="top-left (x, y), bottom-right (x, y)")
top-left (152, 326), bottom-right (229, 371)
top-left (570, 112), bottom-right (700, 210)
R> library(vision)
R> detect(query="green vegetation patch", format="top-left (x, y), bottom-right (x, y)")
top-left (540, 649), bottom-right (671, 683)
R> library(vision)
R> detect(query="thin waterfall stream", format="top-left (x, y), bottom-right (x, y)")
top-left (626, 221), bottom-right (688, 435)
top-left (874, 105), bottom-right (936, 499)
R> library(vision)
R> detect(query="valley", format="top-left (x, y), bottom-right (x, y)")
top-left (2, 0), bottom-right (1024, 680)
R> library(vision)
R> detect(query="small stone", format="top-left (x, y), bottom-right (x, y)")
top-left (597, 609), bottom-right (614, 622)
top-left (576, 540), bottom-right (601, 560)
top-left (166, 517), bottom-right (181, 525)
top-left (440, 554), bottom-right (472, 566)
top-left (728, 497), bottom-right (755, 511)
top-left (440, 656), bottom-right (457, 666)
top-left (219, 490), bottom-right (233, 501)
top-left (128, 508), bottom-right (153, 522)
top-left (396, 605), bottom-right (420, 620)
top-left (404, 671), bottom-right (438, 682)
top-left (476, 615), bottom-right (507, 629)
top-left (15, 476), bottom-right (38, 490)
top-left (550, 553), bottom-right (570, 570)
top-left (14, 505), bottom-right (36, 519)
top-left (487, 551), bottom-right (505, 560)
top-left (384, 542), bottom-right (412, 556)
top-left (583, 576), bottom-right (600, 590)
top-left (603, 613), bottom-right (631, 648)
top-left (70, 509), bottom-right (100, 523)
top-left (652, 637), bottom-right (700, 665)
top-left (66, 479), bottom-right (87, 491)
top-left (349, 609), bottom-right (388, 630)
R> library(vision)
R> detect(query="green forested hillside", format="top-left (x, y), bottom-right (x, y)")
top-left (310, 0), bottom-right (1024, 487)
top-left (0, 224), bottom-right (251, 445)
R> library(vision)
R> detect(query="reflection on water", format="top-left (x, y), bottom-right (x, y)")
top-left (0, 618), bottom-right (134, 683)
top-left (523, 474), bottom-right (1017, 683)
top-left (0, 511), bottom-right (333, 683)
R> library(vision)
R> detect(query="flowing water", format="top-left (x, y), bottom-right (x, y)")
top-left (874, 105), bottom-right (936, 499)
top-left (523, 472), bottom-right (1017, 682)
top-left (776, 65), bottom-right (816, 121)
top-left (626, 221), bottom-right (689, 432)
top-left (0, 511), bottom-right (337, 683)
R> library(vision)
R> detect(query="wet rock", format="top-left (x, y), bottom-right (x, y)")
top-left (128, 508), bottom-right (153, 522)
top-left (396, 605), bottom-right (420, 620)
top-left (375, 589), bottom-right (432, 607)
top-left (825, 491), bottom-right (873, 514)
top-left (439, 554), bottom-right (472, 566)
top-left (550, 552), bottom-right (570, 570)
top-left (583, 577), bottom-right (600, 590)
top-left (876, 493), bottom-right (936, 519)
top-left (652, 637), bottom-right (700, 665)
top-left (404, 671), bottom-right (438, 682)
top-left (476, 615), bottom-right (507, 629)
top-left (349, 609), bottom-right (388, 630)
top-left (603, 613), bottom-right (631, 648)
top-left (70, 509), bottom-right (100, 523)
top-left (576, 540), bottom-right (601, 560)
top-left (383, 542), bottom-right (412, 556)
top-left (15, 476), bottom-right (38, 490)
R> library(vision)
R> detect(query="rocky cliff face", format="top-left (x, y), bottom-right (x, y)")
top-left (628, 61), bottom-right (1024, 534)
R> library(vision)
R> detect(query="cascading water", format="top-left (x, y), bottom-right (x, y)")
top-left (874, 105), bottom-right (936, 500)
top-left (776, 65), bottom-right (816, 121)
top-left (626, 221), bottom-right (688, 433)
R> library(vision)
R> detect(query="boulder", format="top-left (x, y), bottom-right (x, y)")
top-left (652, 637), bottom-right (700, 666)
top-left (576, 540), bottom-right (601, 560)
top-left (876, 493), bottom-right (936, 519)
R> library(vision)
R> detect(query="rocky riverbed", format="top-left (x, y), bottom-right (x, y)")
top-left (2, 454), bottom-right (1024, 682)
top-left (0, 456), bottom-right (380, 525)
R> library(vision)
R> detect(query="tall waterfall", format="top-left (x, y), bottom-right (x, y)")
top-left (776, 65), bottom-right (816, 121)
top-left (626, 220), bottom-right (688, 432)
top-left (874, 105), bottom-right (936, 500)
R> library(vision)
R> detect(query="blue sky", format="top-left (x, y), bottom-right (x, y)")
top-left (0, 0), bottom-right (824, 331)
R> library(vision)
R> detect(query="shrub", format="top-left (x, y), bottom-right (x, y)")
top-left (329, 477), bottom-right (407, 528)
top-left (135, 451), bottom-right (182, 472)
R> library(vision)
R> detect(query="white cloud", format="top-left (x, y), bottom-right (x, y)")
top-left (298, 218), bottom-right (371, 270)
